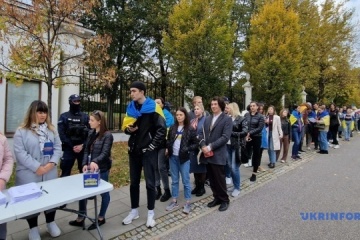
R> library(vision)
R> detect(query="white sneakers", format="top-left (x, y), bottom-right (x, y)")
top-left (47, 222), bottom-right (61, 237)
top-left (333, 145), bottom-right (340, 149)
top-left (28, 227), bottom-right (41, 240)
top-left (225, 177), bottom-right (232, 185)
top-left (122, 209), bottom-right (140, 225)
top-left (231, 189), bottom-right (240, 197)
top-left (28, 222), bottom-right (61, 240)
top-left (146, 212), bottom-right (156, 228)
top-left (244, 159), bottom-right (252, 168)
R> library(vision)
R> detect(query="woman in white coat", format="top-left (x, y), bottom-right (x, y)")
top-left (265, 106), bottom-right (283, 168)
top-left (13, 100), bottom-right (62, 240)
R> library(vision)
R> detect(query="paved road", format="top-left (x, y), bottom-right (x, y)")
top-left (163, 136), bottom-right (360, 240)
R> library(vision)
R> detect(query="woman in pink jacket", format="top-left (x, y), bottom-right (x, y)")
top-left (0, 132), bottom-right (14, 240)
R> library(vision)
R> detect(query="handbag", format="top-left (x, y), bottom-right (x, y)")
top-left (202, 125), bottom-right (214, 158)
top-left (236, 137), bottom-right (249, 164)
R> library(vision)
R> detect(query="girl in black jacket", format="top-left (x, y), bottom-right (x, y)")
top-left (166, 107), bottom-right (198, 214)
top-left (69, 110), bottom-right (113, 230)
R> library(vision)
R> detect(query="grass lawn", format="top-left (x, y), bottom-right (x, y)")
top-left (7, 142), bottom-right (131, 189)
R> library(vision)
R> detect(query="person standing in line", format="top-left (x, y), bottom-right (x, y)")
top-left (342, 107), bottom-right (354, 141)
top-left (312, 103), bottom-right (320, 149)
top-left (13, 100), bottom-right (62, 240)
top-left (316, 105), bottom-right (330, 154)
top-left (154, 97), bottom-right (174, 202)
top-left (277, 109), bottom-right (291, 163)
top-left (58, 94), bottom-right (90, 177)
top-left (245, 101), bottom-right (265, 182)
top-left (199, 97), bottom-right (232, 211)
top-left (328, 103), bottom-right (340, 149)
top-left (188, 96), bottom-right (210, 120)
top-left (121, 81), bottom-right (166, 228)
top-left (225, 102), bottom-right (248, 197)
top-left (0, 132), bottom-right (14, 240)
top-left (69, 110), bottom-right (113, 230)
top-left (189, 104), bottom-right (207, 197)
top-left (265, 106), bottom-right (283, 169)
top-left (290, 103), bottom-right (308, 160)
top-left (165, 107), bottom-right (198, 214)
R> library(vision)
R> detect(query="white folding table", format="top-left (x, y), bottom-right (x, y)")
top-left (0, 174), bottom-right (114, 240)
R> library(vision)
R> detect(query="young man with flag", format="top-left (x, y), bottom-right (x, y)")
top-left (121, 81), bottom-right (166, 228)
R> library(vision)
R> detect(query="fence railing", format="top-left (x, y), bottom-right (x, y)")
top-left (79, 68), bottom-right (185, 131)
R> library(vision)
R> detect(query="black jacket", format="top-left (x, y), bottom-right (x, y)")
top-left (245, 112), bottom-right (264, 137)
top-left (167, 125), bottom-right (199, 164)
top-left (125, 102), bottom-right (167, 153)
top-left (82, 130), bottom-right (114, 173)
top-left (230, 116), bottom-right (248, 149)
top-left (58, 111), bottom-right (90, 149)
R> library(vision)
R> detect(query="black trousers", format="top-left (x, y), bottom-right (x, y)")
top-left (129, 150), bottom-right (158, 210)
top-left (206, 163), bottom-right (229, 203)
top-left (60, 150), bottom-right (84, 177)
top-left (329, 125), bottom-right (339, 145)
top-left (246, 136), bottom-right (262, 173)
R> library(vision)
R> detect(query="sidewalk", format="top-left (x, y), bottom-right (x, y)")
top-left (6, 139), bottom-right (335, 240)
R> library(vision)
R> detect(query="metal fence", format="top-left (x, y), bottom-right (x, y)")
top-left (79, 68), bottom-right (185, 131)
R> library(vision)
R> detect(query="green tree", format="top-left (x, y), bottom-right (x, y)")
top-left (163, 0), bottom-right (235, 105)
top-left (243, 0), bottom-right (302, 108)
top-left (0, 0), bottom-right (99, 116)
top-left (289, 0), bottom-right (355, 104)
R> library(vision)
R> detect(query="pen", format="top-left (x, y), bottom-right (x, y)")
top-left (5, 202), bottom-right (8, 208)
top-left (42, 189), bottom-right (49, 194)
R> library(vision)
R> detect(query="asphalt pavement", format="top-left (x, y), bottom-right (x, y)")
top-left (163, 135), bottom-right (360, 240)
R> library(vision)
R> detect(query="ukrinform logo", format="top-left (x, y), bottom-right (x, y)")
top-left (300, 212), bottom-right (360, 221)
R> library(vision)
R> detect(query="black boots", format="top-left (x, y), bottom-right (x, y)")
top-left (160, 188), bottom-right (171, 202)
top-left (156, 186), bottom-right (162, 200)
top-left (191, 179), bottom-right (199, 194)
top-left (196, 183), bottom-right (206, 197)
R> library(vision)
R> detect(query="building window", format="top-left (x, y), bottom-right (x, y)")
top-left (5, 81), bottom-right (40, 135)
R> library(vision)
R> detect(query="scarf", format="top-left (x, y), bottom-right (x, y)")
top-left (31, 122), bottom-right (49, 151)
top-left (121, 97), bottom-right (164, 131)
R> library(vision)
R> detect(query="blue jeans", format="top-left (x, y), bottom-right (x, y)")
top-left (291, 128), bottom-right (301, 157)
top-left (318, 131), bottom-right (328, 151)
top-left (344, 121), bottom-right (352, 140)
top-left (268, 132), bottom-right (276, 164)
top-left (78, 171), bottom-right (110, 218)
top-left (226, 145), bottom-right (240, 190)
top-left (169, 155), bottom-right (191, 201)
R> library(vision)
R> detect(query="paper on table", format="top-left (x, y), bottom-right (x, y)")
top-left (0, 191), bottom-right (6, 205)
top-left (8, 182), bottom-right (42, 204)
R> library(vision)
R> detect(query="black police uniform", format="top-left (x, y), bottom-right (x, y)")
top-left (58, 94), bottom-right (90, 177)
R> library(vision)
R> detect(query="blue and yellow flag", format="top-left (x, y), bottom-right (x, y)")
top-left (121, 97), bottom-right (165, 131)
top-left (319, 111), bottom-right (330, 126)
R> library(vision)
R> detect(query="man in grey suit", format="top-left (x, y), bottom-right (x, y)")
top-left (199, 96), bottom-right (232, 211)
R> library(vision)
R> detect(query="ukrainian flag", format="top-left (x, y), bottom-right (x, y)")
top-left (121, 97), bottom-right (165, 131)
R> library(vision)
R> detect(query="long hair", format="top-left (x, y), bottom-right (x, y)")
top-left (228, 102), bottom-right (241, 118)
top-left (91, 110), bottom-right (108, 139)
top-left (279, 108), bottom-right (289, 119)
top-left (174, 107), bottom-right (190, 130)
top-left (20, 100), bottom-right (55, 132)
top-left (266, 105), bottom-right (277, 116)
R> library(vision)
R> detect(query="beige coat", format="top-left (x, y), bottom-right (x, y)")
top-left (266, 115), bottom-right (283, 150)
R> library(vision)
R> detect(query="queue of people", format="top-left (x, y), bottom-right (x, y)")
top-left (1, 79), bottom-right (359, 240)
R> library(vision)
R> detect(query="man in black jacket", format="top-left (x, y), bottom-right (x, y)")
top-left (121, 81), bottom-right (166, 228)
top-left (199, 96), bottom-right (232, 211)
top-left (58, 94), bottom-right (89, 177)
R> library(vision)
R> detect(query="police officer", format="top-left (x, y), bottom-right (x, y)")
top-left (58, 94), bottom-right (90, 177)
